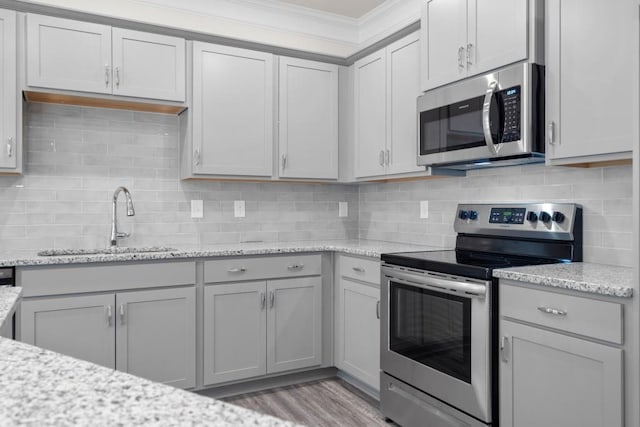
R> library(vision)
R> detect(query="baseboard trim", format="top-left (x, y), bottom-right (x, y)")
top-left (336, 370), bottom-right (380, 401)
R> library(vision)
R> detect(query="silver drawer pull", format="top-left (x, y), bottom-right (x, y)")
top-left (228, 267), bottom-right (247, 273)
top-left (537, 306), bottom-right (567, 316)
top-left (352, 266), bottom-right (365, 273)
top-left (287, 263), bottom-right (304, 271)
top-left (500, 336), bottom-right (509, 363)
top-left (376, 300), bottom-right (380, 319)
top-left (106, 305), bottom-right (112, 326)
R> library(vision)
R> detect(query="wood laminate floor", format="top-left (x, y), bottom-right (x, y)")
top-left (224, 378), bottom-right (390, 426)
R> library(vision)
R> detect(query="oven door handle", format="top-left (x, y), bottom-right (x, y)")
top-left (482, 80), bottom-right (502, 156)
top-left (382, 267), bottom-right (486, 298)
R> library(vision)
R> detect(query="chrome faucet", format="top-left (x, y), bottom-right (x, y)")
top-left (110, 186), bottom-right (135, 247)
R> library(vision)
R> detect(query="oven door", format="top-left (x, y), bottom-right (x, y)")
top-left (381, 265), bottom-right (492, 423)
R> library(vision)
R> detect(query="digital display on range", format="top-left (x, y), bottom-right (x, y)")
top-left (489, 208), bottom-right (526, 224)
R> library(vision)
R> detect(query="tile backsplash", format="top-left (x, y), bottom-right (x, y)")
top-left (0, 102), bottom-right (633, 267)
top-left (359, 164), bottom-right (633, 267)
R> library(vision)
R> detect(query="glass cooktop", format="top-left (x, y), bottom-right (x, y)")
top-left (381, 250), bottom-right (561, 280)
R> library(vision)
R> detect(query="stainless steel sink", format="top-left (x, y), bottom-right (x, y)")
top-left (37, 246), bottom-right (178, 256)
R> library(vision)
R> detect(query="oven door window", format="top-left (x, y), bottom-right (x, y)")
top-left (419, 94), bottom-right (501, 155)
top-left (389, 282), bottom-right (472, 384)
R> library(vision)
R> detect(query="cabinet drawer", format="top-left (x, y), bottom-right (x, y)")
top-left (204, 255), bottom-right (321, 283)
top-left (501, 284), bottom-right (623, 344)
top-left (338, 255), bottom-right (380, 285)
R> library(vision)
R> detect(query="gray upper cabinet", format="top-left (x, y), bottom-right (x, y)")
top-left (115, 287), bottom-right (196, 389)
top-left (421, 0), bottom-right (528, 91)
top-left (354, 31), bottom-right (422, 179)
top-left (203, 281), bottom-right (267, 386)
top-left (191, 42), bottom-right (274, 178)
top-left (545, 0), bottom-right (634, 164)
top-left (21, 293), bottom-right (116, 369)
top-left (26, 14), bottom-right (185, 102)
top-left (0, 8), bottom-right (17, 171)
top-left (266, 277), bottom-right (322, 374)
top-left (278, 57), bottom-right (339, 180)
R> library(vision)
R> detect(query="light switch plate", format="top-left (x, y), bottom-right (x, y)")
top-left (420, 201), bottom-right (429, 219)
top-left (338, 202), bottom-right (348, 217)
top-left (234, 200), bottom-right (246, 218)
top-left (191, 200), bottom-right (204, 218)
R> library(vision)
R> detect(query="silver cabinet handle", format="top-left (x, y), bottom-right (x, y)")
top-left (227, 267), bottom-right (246, 273)
top-left (260, 292), bottom-right (266, 310)
top-left (376, 300), bottom-right (380, 319)
top-left (482, 80), bottom-right (502, 155)
top-left (194, 149), bottom-right (201, 166)
top-left (379, 150), bottom-right (385, 166)
top-left (548, 122), bottom-right (556, 145)
top-left (281, 154), bottom-right (287, 171)
top-left (352, 266), bottom-right (365, 273)
top-left (105, 65), bottom-right (110, 86)
top-left (500, 336), bottom-right (509, 362)
top-left (269, 291), bottom-right (275, 309)
top-left (458, 46), bottom-right (465, 68)
top-left (287, 263), bottom-right (304, 271)
top-left (537, 306), bottom-right (567, 316)
top-left (385, 149), bottom-right (390, 166)
top-left (466, 43), bottom-right (473, 66)
top-left (115, 66), bottom-right (120, 88)
top-left (119, 304), bottom-right (125, 325)
top-left (6, 137), bottom-right (12, 158)
top-left (106, 305), bottom-right (112, 326)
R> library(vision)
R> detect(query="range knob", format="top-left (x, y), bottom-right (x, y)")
top-left (459, 210), bottom-right (469, 220)
top-left (539, 211), bottom-right (552, 223)
top-left (552, 211), bottom-right (565, 223)
top-left (469, 210), bottom-right (478, 220)
top-left (526, 211), bottom-right (538, 222)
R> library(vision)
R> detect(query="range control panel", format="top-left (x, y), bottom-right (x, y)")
top-left (454, 203), bottom-right (581, 241)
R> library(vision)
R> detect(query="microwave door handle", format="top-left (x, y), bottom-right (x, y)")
top-left (482, 80), bottom-right (502, 155)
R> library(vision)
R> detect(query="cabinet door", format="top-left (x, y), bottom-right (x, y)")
top-left (335, 278), bottom-right (380, 390)
top-left (112, 28), bottom-right (185, 102)
top-left (500, 320), bottom-right (623, 427)
top-left (192, 42), bottom-right (274, 177)
top-left (546, 0), bottom-right (634, 161)
top-left (0, 9), bottom-right (16, 169)
top-left (115, 287), bottom-right (195, 389)
top-left (354, 51), bottom-right (387, 178)
top-left (386, 32), bottom-right (423, 176)
top-left (278, 57), bottom-right (338, 180)
top-left (421, 0), bottom-right (468, 91)
top-left (26, 14), bottom-right (112, 94)
top-left (467, 0), bottom-right (527, 76)
top-left (267, 277), bottom-right (322, 374)
top-left (203, 282), bottom-right (267, 385)
top-left (20, 294), bottom-right (115, 368)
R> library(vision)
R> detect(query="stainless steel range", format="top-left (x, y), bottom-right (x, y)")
top-left (379, 203), bottom-right (583, 427)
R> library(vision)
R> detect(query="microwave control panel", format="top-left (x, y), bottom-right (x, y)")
top-left (500, 86), bottom-right (521, 143)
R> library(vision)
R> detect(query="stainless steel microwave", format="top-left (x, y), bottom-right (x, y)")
top-left (417, 63), bottom-right (545, 170)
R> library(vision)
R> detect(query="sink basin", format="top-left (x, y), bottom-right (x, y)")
top-left (37, 246), bottom-right (178, 256)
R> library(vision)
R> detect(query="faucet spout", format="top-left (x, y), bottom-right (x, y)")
top-left (111, 186), bottom-right (135, 247)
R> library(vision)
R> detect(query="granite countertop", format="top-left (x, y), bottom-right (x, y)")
top-left (0, 285), bottom-right (21, 331)
top-left (0, 240), bottom-right (440, 267)
top-left (0, 337), bottom-right (298, 426)
top-left (494, 262), bottom-right (634, 298)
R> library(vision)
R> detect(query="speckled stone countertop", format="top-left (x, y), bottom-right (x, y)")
top-left (494, 262), bottom-right (634, 298)
top-left (0, 285), bottom-right (21, 330)
top-left (0, 240), bottom-right (441, 267)
top-left (0, 337), bottom-right (298, 426)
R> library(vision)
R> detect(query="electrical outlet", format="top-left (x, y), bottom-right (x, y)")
top-left (420, 201), bottom-right (429, 219)
top-left (234, 200), bottom-right (246, 218)
top-left (191, 200), bottom-right (204, 219)
top-left (339, 202), bottom-right (348, 217)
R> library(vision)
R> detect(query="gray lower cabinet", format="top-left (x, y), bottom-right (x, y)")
top-left (21, 287), bottom-right (196, 389)
top-left (203, 276), bottom-right (322, 386)
top-left (21, 293), bottom-right (116, 369)
top-left (500, 320), bottom-right (623, 427)
top-left (335, 278), bottom-right (380, 390)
